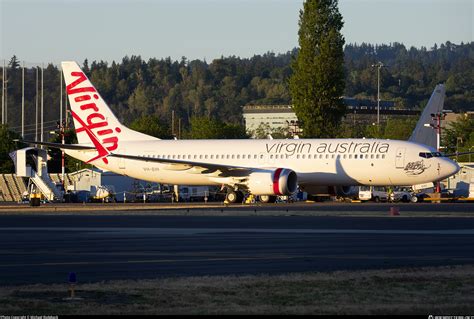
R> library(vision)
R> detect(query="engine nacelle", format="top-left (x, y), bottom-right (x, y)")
top-left (300, 185), bottom-right (357, 198)
top-left (246, 168), bottom-right (298, 196)
top-left (333, 186), bottom-right (358, 197)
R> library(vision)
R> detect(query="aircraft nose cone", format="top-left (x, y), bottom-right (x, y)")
top-left (444, 159), bottom-right (460, 177)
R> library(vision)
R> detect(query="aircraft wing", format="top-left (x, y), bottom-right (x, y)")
top-left (19, 140), bottom-right (254, 177)
top-left (19, 140), bottom-right (252, 175)
top-left (108, 153), bottom-right (252, 177)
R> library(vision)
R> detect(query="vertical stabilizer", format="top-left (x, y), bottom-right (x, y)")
top-left (409, 84), bottom-right (445, 148)
top-left (61, 61), bottom-right (157, 163)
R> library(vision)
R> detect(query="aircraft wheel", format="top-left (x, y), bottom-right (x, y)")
top-left (259, 195), bottom-right (277, 203)
top-left (410, 196), bottom-right (418, 203)
top-left (226, 191), bottom-right (244, 203)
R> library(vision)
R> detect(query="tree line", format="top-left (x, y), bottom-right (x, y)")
top-left (1, 41), bottom-right (472, 139)
top-left (0, 41), bottom-right (473, 172)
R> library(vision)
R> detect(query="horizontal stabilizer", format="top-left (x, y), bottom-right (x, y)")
top-left (19, 140), bottom-right (96, 151)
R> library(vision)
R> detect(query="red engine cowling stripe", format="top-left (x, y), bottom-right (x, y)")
top-left (273, 168), bottom-right (283, 195)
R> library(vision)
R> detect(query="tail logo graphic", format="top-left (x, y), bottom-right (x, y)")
top-left (67, 71), bottom-right (121, 164)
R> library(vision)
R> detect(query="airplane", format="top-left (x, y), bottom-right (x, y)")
top-left (24, 61), bottom-right (460, 203)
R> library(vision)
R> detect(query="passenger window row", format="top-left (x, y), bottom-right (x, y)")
top-left (143, 153), bottom-right (386, 160)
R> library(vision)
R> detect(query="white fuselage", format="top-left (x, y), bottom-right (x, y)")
top-left (66, 138), bottom-right (459, 187)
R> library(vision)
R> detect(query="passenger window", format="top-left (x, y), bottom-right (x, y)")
top-left (354, 154), bottom-right (358, 159)
top-left (382, 155), bottom-right (385, 159)
top-left (376, 154), bottom-right (379, 159)
top-left (232, 155), bottom-right (235, 159)
top-left (199, 155), bottom-right (203, 159)
top-left (349, 154), bottom-right (352, 159)
top-left (371, 154), bottom-right (374, 159)
top-left (237, 155), bottom-right (240, 159)
top-left (254, 155), bottom-right (257, 159)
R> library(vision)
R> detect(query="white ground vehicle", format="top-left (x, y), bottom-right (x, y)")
top-left (358, 186), bottom-right (388, 202)
top-left (389, 187), bottom-right (413, 202)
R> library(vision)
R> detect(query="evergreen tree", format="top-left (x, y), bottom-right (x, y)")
top-left (129, 115), bottom-right (172, 139)
top-left (289, 0), bottom-right (346, 137)
top-left (0, 125), bottom-right (20, 173)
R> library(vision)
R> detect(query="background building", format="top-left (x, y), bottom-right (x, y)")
top-left (243, 99), bottom-right (420, 137)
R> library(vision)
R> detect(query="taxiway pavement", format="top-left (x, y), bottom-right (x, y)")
top-left (1, 206), bottom-right (473, 285)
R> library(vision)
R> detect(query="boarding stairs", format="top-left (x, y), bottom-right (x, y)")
top-left (31, 169), bottom-right (63, 202)
top-left (10, 147), bottom-right (64, 202)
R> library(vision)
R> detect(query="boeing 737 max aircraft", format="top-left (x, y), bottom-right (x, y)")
top-left (28, 61), bottom-right (460, 203)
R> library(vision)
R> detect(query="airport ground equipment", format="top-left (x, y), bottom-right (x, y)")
top-left (10, 147), bottom-right (63, 202)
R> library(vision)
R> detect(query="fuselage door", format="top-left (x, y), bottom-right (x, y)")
top-left (395, 148), bottom-right (406, 168)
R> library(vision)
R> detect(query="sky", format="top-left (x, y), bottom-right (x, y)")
top-left (0, 0), bottom-right (472, 65)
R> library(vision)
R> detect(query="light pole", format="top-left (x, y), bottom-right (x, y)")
top-left (456, 137), bottom-right (463, 162)
top-left (424, 111), bottom-right (449, 193)
top-left (371, 62), bottom-right (386, 129)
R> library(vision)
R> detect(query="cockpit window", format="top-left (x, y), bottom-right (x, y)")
top-left (419, 152), bottom-right (443, 158)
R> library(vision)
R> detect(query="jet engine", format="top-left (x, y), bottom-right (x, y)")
top-left (246, 168), bottom-right (298, 196)
top-left (300, 185), bottom-right (358, 198)
top-left (333, 186), bottom-right (358, 197)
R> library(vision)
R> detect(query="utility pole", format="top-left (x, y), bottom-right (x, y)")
top-left (21, 61), bottom-right (25, 138)
top-left (1, 59), bottom-right (4, 125)
top-left (4, 61), bottom-right (7, 124)
top-left (60, 68), bottom-right (65, 186)
top-left (35, 66), bottom-right (39, 141)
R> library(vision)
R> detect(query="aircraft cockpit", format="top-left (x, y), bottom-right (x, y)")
top-left (418, 152), bottom-right (443, 158)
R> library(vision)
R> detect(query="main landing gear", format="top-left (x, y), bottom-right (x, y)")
top-left (258, 195), bottom-right (277, 203)
top-left (225, 190), bottom-right (244, 203)
top-left (225, 190), bottom-right (278, 204)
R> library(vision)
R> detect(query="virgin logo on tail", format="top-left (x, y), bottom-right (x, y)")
top-left (67, 71), bottom-right (121, 164)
